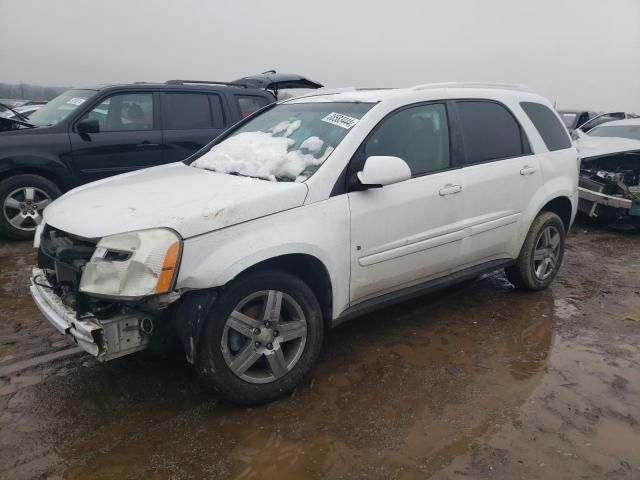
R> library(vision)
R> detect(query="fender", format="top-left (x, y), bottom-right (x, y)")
top-left (0, 124), bottom-right (75, 189)
top-left (177, 196), bottom-right (352, 319)
top-left (0, 154), bottom-right (73, 188)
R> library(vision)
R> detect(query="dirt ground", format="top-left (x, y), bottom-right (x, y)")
top-left (0, 218), bottom-right (638, 480)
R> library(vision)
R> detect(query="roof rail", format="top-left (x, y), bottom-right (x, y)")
top-left (279, 87), bottom-right (356, 102)
top-left (410, 82), bottom-right (533, 92)
top-left (165, 80), bottom-right (248, 88)
top-left (283, 87), bottom-right (394, 102)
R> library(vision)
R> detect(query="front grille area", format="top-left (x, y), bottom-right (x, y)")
top-left (36, 225), bottom-right (99, 317)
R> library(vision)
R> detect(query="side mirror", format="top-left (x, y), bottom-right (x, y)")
top-left (77, 118), bottom-right (99, 134)
top-left (356, 156), bottom-right (411, 188)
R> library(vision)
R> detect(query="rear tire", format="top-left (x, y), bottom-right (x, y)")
top-left (197, 270), bottom-right (324, 405)
top-left (0, 174), bottom-right (61, 240)
top-left (505, 211), bottom-right (565, 291)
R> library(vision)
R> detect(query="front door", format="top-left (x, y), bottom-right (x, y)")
top-left (70, 92), bottom-right (163, 183)
top-left (348, 102), bottom-right (465, 303)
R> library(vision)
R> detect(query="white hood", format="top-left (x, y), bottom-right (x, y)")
top-left (575, 132), bottom-right (640, 161)
top-left (44, 163), bottom-right (308, 239)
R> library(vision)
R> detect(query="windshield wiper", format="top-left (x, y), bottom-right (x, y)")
top-left (0, 102), bottom-right (35, 126)
top-left (201, 168), bottom-right (292, 182)
top-left (274, 175), bottom-right (295, 182)
top-left (227, 171), bottom-right (274, 181)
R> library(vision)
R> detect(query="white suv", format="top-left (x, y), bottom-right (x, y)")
top-left (30, 83), bottom-right (579, 404)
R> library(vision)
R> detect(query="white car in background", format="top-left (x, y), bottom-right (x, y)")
top-left (30, 83), bottom-right (578, 404)
top-left (575, 118), bottom-right (640, 225)
top-left (12, 103), bottom-right (44, 118)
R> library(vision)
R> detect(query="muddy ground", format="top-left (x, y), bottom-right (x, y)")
top-left (0, 218), bottom-right (638, 480)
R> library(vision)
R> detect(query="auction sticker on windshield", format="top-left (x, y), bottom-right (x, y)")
top-left (67, 98), bottom-right (86, 106)
top-left (321, 112), bottom-right (359, 129)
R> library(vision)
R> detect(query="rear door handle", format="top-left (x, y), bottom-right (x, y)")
top-left (438, 184), bottom-right (463, 196)
top-left (520, 165), bottom-right (537, 175)
top-left (136, 142), bottom-right (160, 148)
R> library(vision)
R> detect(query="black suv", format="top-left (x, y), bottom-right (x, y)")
top-left (0, 72), bottom-right (322, 239)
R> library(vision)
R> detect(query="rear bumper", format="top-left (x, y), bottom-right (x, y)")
top-left (30, 268), bottom-right (150, 361)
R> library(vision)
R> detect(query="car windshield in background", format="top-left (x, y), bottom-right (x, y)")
top-left (588, 124), bottom-right (640, 141)
top-left (0, 104), bottom-right (13, 119)
top-left (28, 89), bottom-right (96, 126)
top-left (192, 102), bottom-right (374, 181)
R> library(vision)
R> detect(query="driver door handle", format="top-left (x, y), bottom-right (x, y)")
top-left (136, 142), bottom-right (160, 148)
top-left (438, 184), bottom-right (463, 196)
top-left (520, 165), bottom-right (537, 175)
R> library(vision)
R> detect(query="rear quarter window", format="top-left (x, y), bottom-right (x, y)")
top-left (236, 95), bottom-right (269, 118)
top-left (521, 102), bottom-right (572, 151)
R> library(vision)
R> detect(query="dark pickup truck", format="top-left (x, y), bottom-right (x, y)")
top-left (0, 72), bottom-right (322, 239)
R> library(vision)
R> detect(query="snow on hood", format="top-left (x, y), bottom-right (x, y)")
top-left (192, 121), bottom-right (333, 182)
top-left (43, 163), bottom-right (308, 239)
top-left (575, 131), bottom-right (640, 161)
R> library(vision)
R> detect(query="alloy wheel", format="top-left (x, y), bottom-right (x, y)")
top-left (532, 225), bottom-right (561, 281)
top-left (221, 290), bottom-right (308, 384)
top-left (3, 187), bottom-right (51, 232)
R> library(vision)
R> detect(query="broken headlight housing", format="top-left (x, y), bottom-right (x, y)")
top-left (79, 228), bottom-right (181, 300)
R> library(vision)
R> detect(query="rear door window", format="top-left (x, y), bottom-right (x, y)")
top-left (456, 101), bottom-right (528, 165)
top-left (236, 95), bottom-right (269, 118)
top-left (520, 102), bottom-right (572, 151)
top-left (163, 93), bottom-right (213, 130)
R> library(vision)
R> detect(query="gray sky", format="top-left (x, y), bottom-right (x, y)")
top-left (1, 0), bottom-right (639, 111)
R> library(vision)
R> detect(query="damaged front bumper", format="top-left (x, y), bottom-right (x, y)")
top-left (30, 268), bottom-right (151, 361)
top-left (577, 185), bottom-right (640, 218)
top-left (575, 134), bottom-right (640, 222)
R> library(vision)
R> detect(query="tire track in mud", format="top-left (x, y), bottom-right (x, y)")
top-left (0, 346), bottom-right (84, 377)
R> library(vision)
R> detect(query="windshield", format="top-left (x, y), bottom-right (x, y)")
top-left (28, 89), bottom-right (96, 126)
top-left (192, 102), bottom-right (374, 181)
top-left (588, 124), bottom-right (640, 141)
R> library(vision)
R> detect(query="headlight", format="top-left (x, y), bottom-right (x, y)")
top-left (79, 228), bottom-right (182, 299)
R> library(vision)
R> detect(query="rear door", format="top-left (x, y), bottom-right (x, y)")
top-left (70, 91), bottom-right (163, 183)
top-left (161, 92), bottom-right (227, 163)
top-left (453, 100), bottom-right (543, 267)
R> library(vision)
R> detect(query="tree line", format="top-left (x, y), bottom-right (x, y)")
top-left (0, 83), bottom-right (69, 101)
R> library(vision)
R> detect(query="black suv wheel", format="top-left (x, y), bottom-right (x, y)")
top-left (0, 174), bottom-right (61, 240)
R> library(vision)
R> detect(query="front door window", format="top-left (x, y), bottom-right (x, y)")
top-left (81, 93), bottom-right (153, 131)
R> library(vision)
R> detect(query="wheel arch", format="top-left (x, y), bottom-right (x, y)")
top-left (539, 195), bottom-right (573, 233)
top-left (231, 253), bottom-right (333, 328)
top-left (0, 163), bottom-right (68, 192)
top-left (172, 252), bottom-right (335, 367)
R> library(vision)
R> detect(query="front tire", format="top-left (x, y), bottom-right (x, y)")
top-left (198, 270), bottom-right (324, 405)
top-left (505, 211), bottom-right (566, 291)
top-left (0, 174), bottom-right (61, 240)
